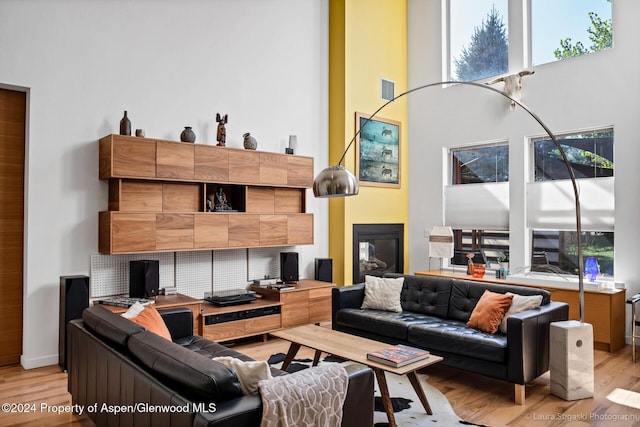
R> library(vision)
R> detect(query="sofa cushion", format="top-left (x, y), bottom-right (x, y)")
top-left (128, 330), bottom-right (243, 403)
top-left (448, 280), bottom-right (550, 322)
top-left (128, 305), bottom-right (172, 340)
top-left (467, 290), bottom-right (513, 334)
top-left (83, 305), bottom-right (145, 346)
top-left (335, 308), bottom-right (434, 340)
top-left (361, 276), bottom-right (404, 312)
top-left (499, 293), bottom-right (543, 333)
top-left (399, 275), bottom-right (453, 318)
top-left (407, 318), bottom-right (508, 363)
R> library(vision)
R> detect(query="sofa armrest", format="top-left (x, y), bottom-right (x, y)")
top-left (506, 301), bottom-right (569, 384)
top-left (332, 285), bottom-right (366, 328)
top-left (193, 362), bottom-right (374, 427)
top-left (193, 395), bottom-right (262, 427)
top-left (160, 307), bottom-right (194, 341)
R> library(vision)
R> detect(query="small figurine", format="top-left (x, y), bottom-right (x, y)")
top-left (216, 113), bottom-right (228, 147)
top-left (214, 187), bottom-right (232, 211)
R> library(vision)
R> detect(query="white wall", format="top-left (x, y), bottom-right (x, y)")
top-left (408, 0), bottom-right (640, 336)
top-left (0, 0), bottom-right (329, 369)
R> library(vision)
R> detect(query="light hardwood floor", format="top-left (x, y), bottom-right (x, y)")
top-left (2, 337), bottom-right (640, 427)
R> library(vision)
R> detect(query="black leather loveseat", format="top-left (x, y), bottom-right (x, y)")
top-left (68, 305), bottom-right (374, 427)
top-left (332, 273), bottom-right (569, 404)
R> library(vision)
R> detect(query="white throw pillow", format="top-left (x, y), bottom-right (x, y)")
top-left (212, 356), bottom-right (273, 395)
top-left (498, 293), bottom-right (543, 334)
top-left (120, 301), bottom-right (146, 319)
top-left (360, 275), bottom-right (404, 313)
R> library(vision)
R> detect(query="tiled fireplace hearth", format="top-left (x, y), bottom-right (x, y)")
top-left (353, 223), bottom-right (404, 284)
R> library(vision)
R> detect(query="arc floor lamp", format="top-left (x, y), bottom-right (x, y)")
top-left (313, 80), bottom-right (593, 400)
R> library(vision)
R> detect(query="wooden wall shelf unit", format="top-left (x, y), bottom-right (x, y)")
top-left (200, 299), bottom-right (282, 343)
top-left (98, 134), bottom-right (314, 254)
top-left (98, 293), bottom-right (202, 335)
top-left (414, 270), bottom-right (625, 352)
top-left (250, 279), bottom-right (335, 328)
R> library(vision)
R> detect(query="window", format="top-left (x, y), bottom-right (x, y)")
top-left (451, 143), bottom-right (509, 184)
top-left (445, 142), bottom-right (510, 240)
top-left (533, 129), bottom-right (613, 181)
top-left (528, 128), bottom-right (614, 280)
top-left (531, 0), bottom-right (613, 66)
top-left (449, 0), bottom-right (508, 81)
top-left (531, 230), bottom-right (614, 278)
top-left (451, 229), bottom-right (510, 267)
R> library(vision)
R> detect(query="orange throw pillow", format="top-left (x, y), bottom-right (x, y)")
top-left (467, 290), bottom-right (513, 334)
top-left (129, 305), bottom-right (172, 341)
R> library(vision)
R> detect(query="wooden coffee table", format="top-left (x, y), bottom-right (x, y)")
top-left (271, 324), bottom-right (443, 427)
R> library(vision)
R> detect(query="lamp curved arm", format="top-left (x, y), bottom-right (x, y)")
top-left (318, 80), bottom-right (585, 322)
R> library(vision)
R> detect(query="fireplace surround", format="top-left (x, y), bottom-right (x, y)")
top-left (352, 224), bottom-right (404, 284)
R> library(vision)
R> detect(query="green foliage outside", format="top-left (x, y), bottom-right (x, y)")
top-left (454, 6), bottom-right (508, 81)
top-left (554, 0), bottom-right (612, 60)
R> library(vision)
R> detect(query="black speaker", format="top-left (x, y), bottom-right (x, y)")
top-left (129, 260), bottom-right (160, 298)
top-left (59, 275), bottom-right (89, 371)
top-left (314, 258), bottom-right (333, 283)
top-left (280, 252), bottom-right (299, 283)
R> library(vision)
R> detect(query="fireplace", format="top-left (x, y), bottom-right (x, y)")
top-left (353, 224), bottom-right (404, 284)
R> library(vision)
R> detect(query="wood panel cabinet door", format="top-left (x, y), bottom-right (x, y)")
top-left (162, 183), bottom-right (201, 212)
top-left (157, 141), bottom-right (194, 180)
top-left (111, 180), bottom-right (163, 212)
top-left (194, 145), bottom-right (229, 182)
top-left (281, 292), bottom-right (309, 328)
top-left (229, 150), bottom-right (259, 183)
top-left (275, 188), bottom-right (304, 213)
top-left (110, 213), bottom-right (156, 253)
top-left (156, 214), bottom-right (194, 251)
top-left (308, 288), bottom-right (332, 323)
top-left (260, 215), bottom-right (288, 246)
top-left (101, 137), bottom-right (156, 179)
top-left (194, 214), bottom-right (229, 249)
top-left (287, 156), bottom-right (313, 187)
top-left (260, 153), bottom-right (288, 185)
top-left (287, 214), bottom-right (313, 245)
top-left (228, 215), bottom-right (260, 247)
top-left (246, 187), bottom-right (275, 213)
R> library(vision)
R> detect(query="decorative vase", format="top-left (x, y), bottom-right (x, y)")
top-left (243, 132), bottom-right (257, 150)
top-left (119, 111), bottom-right (131, 136)
top-left (584, 257), bottom-right (600, 282)
top-left (180, 126), bottom-right (196, 143)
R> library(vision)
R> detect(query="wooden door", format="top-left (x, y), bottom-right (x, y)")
top-left (0, 88), bottom-right (25, 366)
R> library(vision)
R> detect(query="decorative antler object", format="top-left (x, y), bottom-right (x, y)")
top-left (487, 70), bottom-right (535, 111)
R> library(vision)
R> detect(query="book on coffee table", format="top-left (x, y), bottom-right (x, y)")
top-left (366, 344), bottom-right (430, 368)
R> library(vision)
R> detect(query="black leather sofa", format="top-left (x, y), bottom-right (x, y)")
top-left (332, 273), bottom-right (569, 404)
top-left (68, 305), bottom-right (374, 427)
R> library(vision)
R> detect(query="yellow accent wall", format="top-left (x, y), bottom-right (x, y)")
top-left (329, 0), bottom-right (408, 286)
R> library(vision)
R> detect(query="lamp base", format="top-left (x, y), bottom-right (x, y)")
top-left (550, 320), bottom-right (594, 400)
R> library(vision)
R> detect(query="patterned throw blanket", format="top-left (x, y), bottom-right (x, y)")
top-left (258, 364), bottom-right (348, 427)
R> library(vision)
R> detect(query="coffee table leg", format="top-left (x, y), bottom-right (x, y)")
top-left (312, 350), bottom-right (322, 366)
top-left (281, 342), bottom-right (301, 371)
top-left (373, 368), bottom-right (397, 427)
top-left (407, 371), bottom-right (433, 415)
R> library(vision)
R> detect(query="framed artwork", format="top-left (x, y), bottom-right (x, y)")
top-left (355, 112), bottom-right (401, 188)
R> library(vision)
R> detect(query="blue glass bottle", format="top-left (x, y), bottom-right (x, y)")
top-left (584, 257), bottom-right (600, 282)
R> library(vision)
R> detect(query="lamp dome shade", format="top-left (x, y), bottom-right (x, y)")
top-left (313, 165), bottom-right (359, 198)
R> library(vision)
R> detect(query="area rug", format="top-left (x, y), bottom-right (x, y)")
top-left (267, 353), bottom-right (488, 427)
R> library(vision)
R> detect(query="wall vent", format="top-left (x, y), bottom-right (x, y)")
top-left (381, 78), bottom-right (395, 102)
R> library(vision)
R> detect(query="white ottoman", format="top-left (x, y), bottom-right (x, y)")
top-left (550, 320), bottom-right (594, 400)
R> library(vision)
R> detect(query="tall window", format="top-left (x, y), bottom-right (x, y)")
top-left (528, 128), bottom-right (614, 279)
top-left (531, 0), bottom-right (613, 66)
top-left (449, 0), bottom-right (508, 81)
top-left (451, 143), bottom-right (509, 184)
top-left (445, 142), bottom-right (510, 261)
top-left (533, 129), bottom-right (613, 181)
